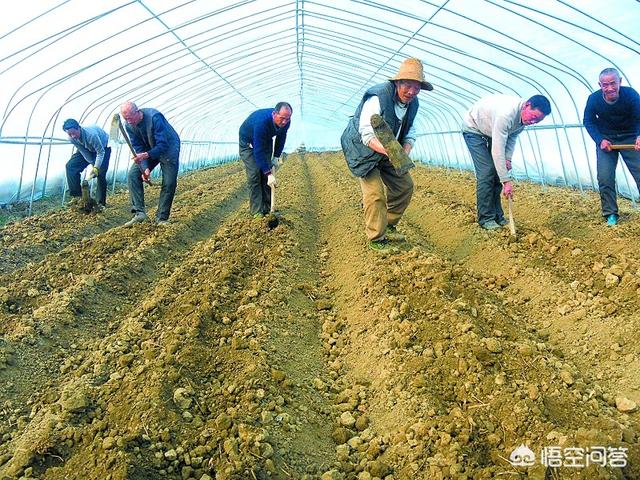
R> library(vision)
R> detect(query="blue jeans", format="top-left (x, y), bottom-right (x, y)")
top-left (463, 132), bottom-right (505, 226)
top-left (596, 134), bottom-right (640, 217)
top-left (128, 153), bottom-right (179, 221)
top-left (65, 148), bottom-right (111, 205)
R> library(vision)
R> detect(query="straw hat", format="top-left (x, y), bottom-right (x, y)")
top-left (389, 58), bottom-right (433, 91)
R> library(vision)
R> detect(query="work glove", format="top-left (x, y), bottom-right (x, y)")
top-left (84, 166), bottom-right (98, 182)
top-left (502, 181), bottom-right (513, 198)
top-left (267, 173), bottom-right (278, 188)
top-left (272, 157), bottom-right (280, 169)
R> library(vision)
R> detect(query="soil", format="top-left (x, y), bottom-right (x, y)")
top-left (0, 153), bottom-right (638, 480)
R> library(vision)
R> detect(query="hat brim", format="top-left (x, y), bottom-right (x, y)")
top-left (390, 78), bottom-right (434, 91)
top-left (421, 81), bottom-right (434, 91)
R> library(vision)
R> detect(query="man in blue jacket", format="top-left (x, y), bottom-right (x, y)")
top-left (120, 101), bottom-right (181, 227)
top-left (341, 58), bottom-right (432, 250)
top-left (63, 118), bottom-right (111, 210)
top-left (584, 67), bottom-right (640, 226)
top-left (239, 102), bottom-right (292, 217)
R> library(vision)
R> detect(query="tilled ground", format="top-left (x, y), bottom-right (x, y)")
top-left (0, 153), bottom-right (638, 480)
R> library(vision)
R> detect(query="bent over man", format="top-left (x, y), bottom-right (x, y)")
top-left (239, 102), bottom-right (292, 217)
top-left (120, 101), bottom-right (181, 227)
top-left (63, 118), bottom-right (111, 210)
top-left (341, 57), bottom-right (433, 250)
top-left (584, 67), bottom-right (640, 226)
top-left (462, 94), bottom-right (551, 230)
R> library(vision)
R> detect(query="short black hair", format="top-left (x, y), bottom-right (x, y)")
top-left (62, 118), bottom-right (80, 131)
top-left (274, 102), bottom-right (292, 114)
top-left (526, 95), bottom-right (551, 116)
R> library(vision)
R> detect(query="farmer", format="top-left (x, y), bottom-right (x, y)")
top-left (462, 94), bottom-right (551, 230)
top-left (341, 57), bottom-right (432, 250)
top-left (63, 118), bottom-right (111, 210)
top-left (238, 102), bottom-right (292, 217)
top-left (120, 101), bottom-right (181, 227)
top-left (583, 67), bottom-right (640, 226)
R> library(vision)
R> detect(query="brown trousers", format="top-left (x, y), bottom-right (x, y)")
top-left (358, 159), bottom-right (414, 241)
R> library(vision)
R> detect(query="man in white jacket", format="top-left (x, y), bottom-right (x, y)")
top-left (462, 94), bottom-right (551, 230)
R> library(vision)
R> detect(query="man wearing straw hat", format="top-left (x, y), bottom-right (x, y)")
top-left (341, 57), bottom-right (433, 251)
top-left (462, 94), bottom-right (551, 230)
top-left (583, 67), bottom-right (640, 226)
top-left (62, 118), bottom-right (111, 211)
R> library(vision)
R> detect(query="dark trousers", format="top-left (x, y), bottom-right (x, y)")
top-left (596, 134), bottom-right (640, 217)
top-left (240, 144), bottom-right (271, 215)
top-left (464, 132), bottom-right (505, 226)
top-left (65, 148), bottom-right (111, 205)
top-left (128, 155), bottom-right (179, 221)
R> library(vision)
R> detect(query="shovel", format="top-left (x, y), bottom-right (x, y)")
top-left (266, 184), bottom-right (279, 229)
top-left (80, 179), bottom-right (97, 214)
top-left (109, 113), bottom-right (152, 185)
top-left (79, 165), bottom-right (99, 213)
top-left (507, 196), bottom-right (516, 236)
top-left (370, 114), bottom-right (415, 174)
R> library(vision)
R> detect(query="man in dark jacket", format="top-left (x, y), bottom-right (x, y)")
top-left (62, 118), bottom-right (111, 210)
top-left (584, 67), bottom-right (640, 226)
top-left (120, 101), bottom-right (181, 227)
top-left (341, 58), bottom-right (432, 250)
top-left (239, 102), bottom-right (292, 217)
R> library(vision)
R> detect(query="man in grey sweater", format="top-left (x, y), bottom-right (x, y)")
top-left (63, 118), bottom-right (111, 209)
top-left (462, 94), bottom-right (551, 230)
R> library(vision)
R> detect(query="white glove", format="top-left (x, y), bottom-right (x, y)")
top-left (267, 174), bottom-right (278, 188)
top-left (84, 165), bottom-right (98, 181)
top-left (272, 157), bottom-right (280, 169)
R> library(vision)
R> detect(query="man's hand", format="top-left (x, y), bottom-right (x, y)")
top-left (133, 152), bottom-right (149, 164)
top-left (505, 159), bottom-right (512, 171)
top-left (367, 137), bottom-right (388, 157)
top-left (267, 173), bottom-right (278, 188)
top-left (88, 166), bottom-right (99, 179)
top-left (503, 181), bottom-right (513, 198)
top-left (635, 136), bottom-right (640, 151)
top-left (600, 139), bottom-right (613, 151)
top-left (141, 168), bottom-right (151, 183)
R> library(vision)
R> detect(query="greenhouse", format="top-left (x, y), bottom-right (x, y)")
top-left (0, 1), bottom-right (639, 479)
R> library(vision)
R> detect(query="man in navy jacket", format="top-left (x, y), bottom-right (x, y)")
top-left (584, 67), bottom-right (640, 226)
top-left (120, 101), bottom-right (181, 227)
top-left (239, 102), bottom-right (292, 217)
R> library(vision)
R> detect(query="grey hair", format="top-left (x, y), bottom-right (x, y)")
top-left (599, 68), bottom-right (620, 80)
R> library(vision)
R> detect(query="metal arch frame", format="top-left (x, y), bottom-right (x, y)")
top-left (1, 0), bottom-right (639, 211)
top-left (7, 2), bottom-right (300, 207)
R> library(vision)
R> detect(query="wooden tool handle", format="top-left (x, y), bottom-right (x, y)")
top-left (610, 144), bottom-right (636, 151)
top-left (270, 184), bottom-right (276, 214)
top-left (508, 197), bottom-right (516, 236)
